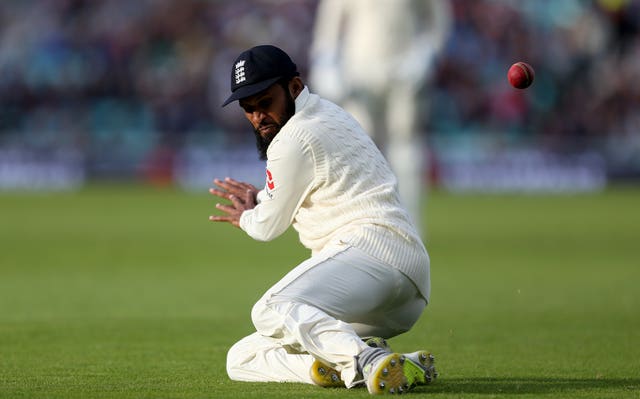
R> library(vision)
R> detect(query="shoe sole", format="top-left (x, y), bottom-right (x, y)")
top-left (309, 359), bottom-right (343, 387)
top-left (367, 353), bottom-right (411, 395)
top-left (403, 351), bottom-right (437, 387)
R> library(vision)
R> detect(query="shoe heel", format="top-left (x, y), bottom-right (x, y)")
top-left (368, 353), bottom-right (410, 394)
top-left (310, 359), bottom-right (343, 388)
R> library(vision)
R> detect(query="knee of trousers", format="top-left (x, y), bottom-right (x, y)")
top-left (226, 339), bottom-right (248, 381)
top-left (251, 298), bottom-right (288, 337)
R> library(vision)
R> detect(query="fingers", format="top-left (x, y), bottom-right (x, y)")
top-left (209, 178), bottom-right (255, 229)
top-left (209, 201), bottom-right (242, 227)
top-left (227, 178), bottom-right (258, 194)
top-left (222, 177), bottom-right (245, 188)
top-left (213, 177), bottom-right (250, 197)
top-left (215, 202), bottom-right (238, 213)
top-left (210, 178), bottom-right (241, 200)
top-left (210, 186), bottom-right (247, 208)
top-left (208, 214), bottom-right (239, 228)
top-left (209, 187), bottom-right (231, 200)
top-left (238, 181), bottom-right (258, 192)
top-left (211, 177), bottom-right (259, 206)
top-left (227, 193), bottom-right (245, 209)
top-left (244, 189), bottom-right (256, 207)
top-left (213, 192), bottom-right (245, 215)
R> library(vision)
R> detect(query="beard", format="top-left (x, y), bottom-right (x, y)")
top-left (253, 91), bottom-right (296, 161)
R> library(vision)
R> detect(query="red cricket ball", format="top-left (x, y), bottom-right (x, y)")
top-left (508, 62), bottom-right (535, 89)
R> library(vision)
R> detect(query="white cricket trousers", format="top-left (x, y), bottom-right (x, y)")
top-left (226, 244), bottom-right (427, 387)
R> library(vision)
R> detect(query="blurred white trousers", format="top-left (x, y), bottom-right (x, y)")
top-left (226, 244), bottom-right (426, 387)
top-left (344, 82), bottom-right (425, 232)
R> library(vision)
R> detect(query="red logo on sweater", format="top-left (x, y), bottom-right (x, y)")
top-left (266, 169), bottom-right (275, 190)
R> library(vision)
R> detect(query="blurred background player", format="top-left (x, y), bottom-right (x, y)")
top-left (309, 0), bottom-right (452, 232)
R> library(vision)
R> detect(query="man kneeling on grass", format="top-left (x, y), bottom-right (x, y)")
top-left (209, 45), bottom-right (436, 395)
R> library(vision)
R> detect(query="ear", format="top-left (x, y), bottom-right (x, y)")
top-left (288, 77), bottom-right (304, 99)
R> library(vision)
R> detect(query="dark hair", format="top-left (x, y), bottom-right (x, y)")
top-left (276, 76), bottom-right (293, 92)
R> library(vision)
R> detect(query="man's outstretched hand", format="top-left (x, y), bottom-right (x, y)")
top-left (209, 178), bottom-right (258, 227)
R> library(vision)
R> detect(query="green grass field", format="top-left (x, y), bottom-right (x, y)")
top-left (1, 185), bottom-right (639, 398)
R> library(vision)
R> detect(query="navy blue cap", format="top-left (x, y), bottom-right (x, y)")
top-left (222, 45), bottom-right (299, 107)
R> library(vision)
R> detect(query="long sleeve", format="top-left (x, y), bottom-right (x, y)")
top-left (239, 133), bottom-right (314, 242)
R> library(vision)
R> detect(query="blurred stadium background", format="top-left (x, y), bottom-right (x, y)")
top-left (2, 2), bottom-right (639, 397)
top-left (1, 0), bottom-right (638, 193)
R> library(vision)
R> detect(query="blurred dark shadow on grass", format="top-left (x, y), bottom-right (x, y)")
top-left (416, 378), bottom-right (640, 394)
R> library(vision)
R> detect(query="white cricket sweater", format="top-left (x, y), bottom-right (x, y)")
top-left (239, 87), bottom-right (430, 300)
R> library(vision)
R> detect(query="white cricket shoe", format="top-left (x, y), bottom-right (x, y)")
top-left (362, 352), bottom-right (411, 395)
top-left (366, 337), bottom-right (438, 387)
top-left (403, 351), bottom-right (438, 387)
top-left (309, 359), bottom-right (343, 388)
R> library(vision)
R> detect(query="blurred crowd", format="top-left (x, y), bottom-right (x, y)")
top-left (432, 0), bottom-right (640, 178)
top-left (0, 0), bottom-right (317, 180)
top-left (0, 0), bottom-right (638, 184)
